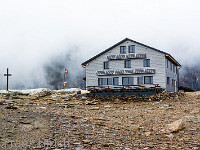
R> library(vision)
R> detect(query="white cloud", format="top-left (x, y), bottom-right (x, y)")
top-left (0, 0), bottom-right (200, 89)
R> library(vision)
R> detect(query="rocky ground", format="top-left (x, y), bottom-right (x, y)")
top-left (0, 89), bottom-right (199, 150)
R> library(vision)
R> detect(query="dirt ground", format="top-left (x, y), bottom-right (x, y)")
top-left (0, 90), bottom-right (199, 150)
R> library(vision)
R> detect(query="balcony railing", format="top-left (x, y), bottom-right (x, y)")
top-left (107, 54), bottom-right (146, 60)
top-left (96, 68), bottom-right (155, 76)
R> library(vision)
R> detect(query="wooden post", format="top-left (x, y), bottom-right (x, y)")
top-left (139, 87), bottom-right (140, 96)
top-left (93, 86), bottom-right (95, 96)
top-left (123, 85), bottom-right (125, 96)
top-left (108, 86), bottom-right (110, 96)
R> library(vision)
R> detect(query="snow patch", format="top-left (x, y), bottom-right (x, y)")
top-left (0, 88), bottom-right (81, 94)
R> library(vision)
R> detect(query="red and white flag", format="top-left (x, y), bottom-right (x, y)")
top-left (65, 69), bottom-right (68, 74)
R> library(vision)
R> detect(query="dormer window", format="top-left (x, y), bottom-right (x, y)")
top-left (120, 46), bottom-right (126, 54)
top-left (128, 45), bottom-right (135, 53)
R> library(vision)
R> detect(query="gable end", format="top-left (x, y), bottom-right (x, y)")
top-left (82, 38), bottom-right (181, 66)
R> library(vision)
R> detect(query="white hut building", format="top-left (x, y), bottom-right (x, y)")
top-left (82, 38), bottom-right (181, 92)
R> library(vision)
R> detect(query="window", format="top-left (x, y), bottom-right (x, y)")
top-left (107, 78), bottom-right (113, 85)
top-left (176, 67), bottom-right (178, 74)
top-left (98, 78), bottom-right (107, 85)
top-left (98, 78), bottom-right (117, 85)
top-left (167, 77), bottom-right (170, 85)
top-left (113, 77), bottom-right (119, 85)
top-left (144, 76), bottom-right (153, 84)
top-left (128, 45), bottom-right (135, 53)
top-left (172, 79), bottom-right (174, 87)
top-left (137, 76), bottom-right (143, 84)
top-left (144, 59), bottom-right (150, 67)
top-left (170, 62), bottom-right (172, 71)
top-left (167, 60), bottom-right (169, 68)
top-left (173, 65), bottom-right (175, 73)
top-left (120, 46), bottom-right (126, 54)
top-left (124, 60), bottom-right (131, 68)
top-left (104, 62), bottom-right (109, 69)
top-left (122, 77), bottom-right (134, 85)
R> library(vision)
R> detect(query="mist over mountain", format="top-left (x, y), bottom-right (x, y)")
top-left (42, 49), bottom-right (200, 91)
top-left (43, 51), bottom-right (85, 90)
top-left (179, 65), bottom-right (200, 91)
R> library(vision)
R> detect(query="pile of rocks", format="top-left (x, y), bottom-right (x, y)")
top-left (85, 91), bottom-right (185, 102)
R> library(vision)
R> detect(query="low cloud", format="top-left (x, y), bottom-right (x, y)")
top-left (0, 0), bottom-right (200, 89)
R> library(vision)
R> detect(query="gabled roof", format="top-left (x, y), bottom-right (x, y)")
top-left (81, 38), bottom-right (181, 66)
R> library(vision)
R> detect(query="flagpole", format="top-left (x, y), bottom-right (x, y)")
top-left (64, 68), bottom-right (68, 87)
top-left (64, 71), bottom-right (65, 87)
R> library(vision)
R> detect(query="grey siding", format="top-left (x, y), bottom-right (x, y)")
top-left (165, 58), bottom-right (179, 92)
top-left (86, 40), bottom-right (167, 89)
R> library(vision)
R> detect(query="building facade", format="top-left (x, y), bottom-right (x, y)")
top-left (82, 38), bottom-right (181, 92)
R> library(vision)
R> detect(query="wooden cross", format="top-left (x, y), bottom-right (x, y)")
top-left (4, 68), bottom-right (12, 91)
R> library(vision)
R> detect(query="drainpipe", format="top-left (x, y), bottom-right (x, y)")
top-left (177, 66), bottom-right (181, 92)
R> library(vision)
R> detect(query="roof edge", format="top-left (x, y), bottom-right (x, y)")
top-left (81, 38), bottom-right (129, 66)
top-left (81, 38), bottom-right (181, 66)
top-left (165, 54), bottom-right (181, 66)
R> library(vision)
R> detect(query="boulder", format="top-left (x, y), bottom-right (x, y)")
top-left (82, 139), bottom-right (90, 144)
top-left (104, 105), bottom-right (111, 108)
top-left (82, 96), bottom-right (87, 100)
top-left (144, 131), bottom-right (151, 136)
top-left (161, 119), bottom-right (183, 133)
top-left (90, 107), bottom-right (99, 110)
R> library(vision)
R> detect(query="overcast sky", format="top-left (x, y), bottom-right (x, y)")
top-left (0, 0), bottom-right (200, 89)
